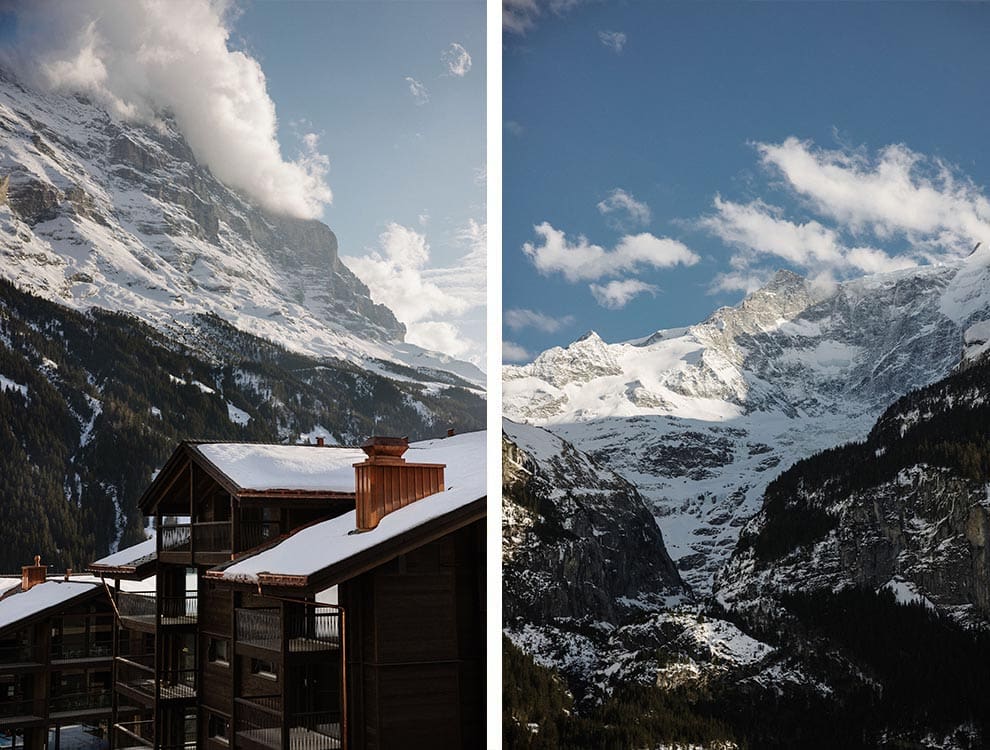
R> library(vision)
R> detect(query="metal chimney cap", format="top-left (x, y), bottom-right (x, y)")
top-left (360, 436), bottom-right (409, 459)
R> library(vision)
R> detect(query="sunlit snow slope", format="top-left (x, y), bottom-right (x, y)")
top-left (505, 257), bottom-right (990, 594)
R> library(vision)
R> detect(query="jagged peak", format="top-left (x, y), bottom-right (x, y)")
top-left (574, 329), bottom-right (604, 344)
top-left (760, 268), bottom-right (808, 294)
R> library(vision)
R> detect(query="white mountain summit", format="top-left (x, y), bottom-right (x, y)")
top-left (504, 254), bottom-right (990, 593)
top-left (0, 70), bottom-right (483, 388)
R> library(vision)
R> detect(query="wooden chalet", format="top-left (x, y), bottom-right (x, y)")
top-left (0, 558), bottom-right (121, 749)
top-left (89, 430), bottom-right (486, 750)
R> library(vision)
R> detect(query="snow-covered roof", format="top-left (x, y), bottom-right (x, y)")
top-left (194, 443), bottom-right (367, 493)
top-left (0, 579), bottom-right (103, 632)
top-left (213, 430), bottom-right (486, 586)
top-left (88, 537), bottom-right (156, 572)
top-left (0, 577), bottom-right (22, 599)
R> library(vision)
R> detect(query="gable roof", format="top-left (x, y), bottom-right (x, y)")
top-left (206, 430), bottom-right (486, 592)
top-left (140, 441), bottom-right (361, 513)
top-left (192, 443), bottom-right (366, 493)
top-left (87, 537), bottom-right (157, 579)
top-left (0, 579), bottom-right (104, 635)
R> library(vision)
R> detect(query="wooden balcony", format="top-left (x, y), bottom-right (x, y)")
top-left (114, 719), bottom-right (154, 749)
top-left (0, 698), bottom-right (45, 728)
top-left (0, 643), bottom-right (43, 671)
top-left (117, 591), bottom-right (197, 629)
top-left (49, 688), bottom-right (113, 718)
top-left (115, 655), bottom-right (156, 706)
top-left (235, 696), bottom-right (342, 750)
top-left (159, 522), bottom-right (192, 563)
top-left (235, 607), bottom-right (341, 658)
top-left (51, 637), bottom-right (113, 663)
top-left (193, 520), bottom-right (232, 564)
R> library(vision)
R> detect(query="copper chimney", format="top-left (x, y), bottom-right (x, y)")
top-left (354, 436), bottom-right (445, 531)
top-left (64, 569), bottom-right (72, 581)
top-left (22, 555), bottom-right (46, 591)
top-left (316, 437), bottom-right (325, 447)
top-left (447, 428), bottom-right (455, 437)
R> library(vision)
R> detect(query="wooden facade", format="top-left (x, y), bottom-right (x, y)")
top-left (0, 573), bottom-right (119, 750)
top-left (88, 435), bottom-right (484, 750)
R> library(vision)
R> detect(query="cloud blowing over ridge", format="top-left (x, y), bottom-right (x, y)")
top-left (1, 0), bottom-right (332, 219)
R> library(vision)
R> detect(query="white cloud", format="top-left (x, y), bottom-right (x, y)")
top-left (756, 137), bottom-right (990, 253)
top-left (699, 194), bottom-right (920, 283)
top-left (503, 0), bottom-right (593, 34)
top-left (343, 221), bottom-right (485, 362)
top-left (523, 222), bottom-right (699, 282)
top-left (597, 188), bottom-right (651, 229)
top-left (505, 308), bottom-right (574, 333)
top-left (407, 321), bottom-right (475, 361)
top-left (1, 0), bottom-right (332, 219)
top-left (503, 340), bottom-right (532, 363)
top-left (441, 42), bottom-right (472, 77)
top-left (700, 196), bottom-right (846, 267)
top-left (709, 271), bottom-right (772, 295)
top-left (589, 279), bottom-right (658, 309)
top-left (598, 30), bottom-right (626, 53)
top-left (844, 246), bottom-right (918, 274)
top-left (504, 120), bottom-right (525, 137)
top-left (405, 76), bottom-right (429, 105)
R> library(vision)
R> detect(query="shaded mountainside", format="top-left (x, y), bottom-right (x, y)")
top-left (502, 419), bottom-right (686, 629)
top-left (0, 279), bottom-right (484, 571)
top-left (716, 350), bottom-right (990, 626)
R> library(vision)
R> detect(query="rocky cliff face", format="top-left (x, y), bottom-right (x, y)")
top-left (0, 70), bottom-right (448, 372)
top-left (716, 353), bottom-right (990, 627)
top-left (503, 419), bottom-right (687, 626)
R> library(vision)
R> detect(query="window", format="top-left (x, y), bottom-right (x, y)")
top-left (250, 658), bottom-right (277, 680)
top-left (208, 638), bottom-right (229, 666)
top-left (208, 713), bottom-right (230, 744)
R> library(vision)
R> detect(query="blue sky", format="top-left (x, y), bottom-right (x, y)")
top-left (503, 2), bottom-right (990, 362)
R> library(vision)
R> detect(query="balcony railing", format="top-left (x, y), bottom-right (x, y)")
top-left (117, 591), bottom-right (196, 626)
top-left (114, 719), bottom-right (154, 749)
top-left (116, 655), bottom-right (156, 702)
top-left (52, 637), bottom-right (113, 661)
top-left (159, 667), bottom-right (197, 700)
top-left (160, 594), bottom-right (197, 625)
top-left (235, 696), bottom-right (341, 749)
top-left (0, 698), bottom-right (44, 723)
top-left (193, 520), bottom-right (232, 554)
top-left (160, 523), bottom-right (192, 553)
top-left (117, 591), bottom-right (157, 624)
top-left (236, 607), bottom-right (341, 654)
top-left (49, 689), bottom-right (112, 714)
top-left (0, 642), bottom-right (40, 665)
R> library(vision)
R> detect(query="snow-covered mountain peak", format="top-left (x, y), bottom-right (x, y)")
top-left (505, 260), bottom-right (990, 593)
top-left (0, 71), bottom-right (483, 387)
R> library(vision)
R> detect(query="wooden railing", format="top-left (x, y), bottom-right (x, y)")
top-left (117, 590), bottom-right (157, 621)
top-left (49, 688), bottom-right (112, 714)
top-left (160, 594), bottom-right (198, 625)
top-left (0, 642), bottom-right (40, 664)
top-left (236, 606), bottom-right (341, 653)
top-left (159, 667), bottom-right (197, 700)
top-left (235, 696), bottom-right (341, 749)
top-left (193, 520), bottom-right (232, 553)
top-left (0, 698), bottom-right (44, 722)
top-left (160, 523), bottom-right (192, 553)
top-left (116, 655), bottom-right (156, 701)
top-left (52, 637), bottom-right (112, 660)
top-left (114, 719), bottom-right (155, 748)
